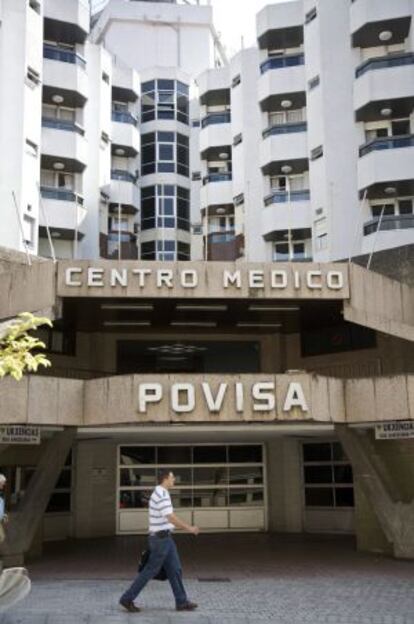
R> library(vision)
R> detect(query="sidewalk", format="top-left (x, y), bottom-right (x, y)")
top-left (2, 534), bottom-right (414, 624)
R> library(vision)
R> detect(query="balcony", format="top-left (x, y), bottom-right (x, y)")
top-left (264, 189), bottom-right (310, 207)
top-left (358, 136), bottom-right (414, 191)
top-left (261, 198), bottom-right (311, 238)
top-left (260, 54), bottom-right (304, 75)
top-left (107, 232), bottom-right (138, 260)
top-left (200, 174), bottom-right (233, 208)
top-left (41, 121), bottom-right (87, 172)
top-left (111, 111), bottom-right (138, 126)
top-left (112, 118), bottom-right (140, 157)
top-left (44, 0), bottom-right (89, 44)
top-left (354, 61), bottom-right (414, 122)
top-left (261, 128), bottom-right (308, 175)
top-left (355, 52), bottom-right (414, 79)
top-left (198, 67), bottom-right (231, 107)
top-left (112, 63), bottom-right (140, 103)
top-left (110, 173), bottom-right (139, 211)
top-left (258, 63), bottom-right (306, 110)
top-left (43, 46), bottom-right (88, 106)
top-left (205, 231), bottom-right (243, 261)
top-left (200, 114), bottom-right (232, 153)
top-left (39, 187), bottom-right (87, 234)
top-left (262, 121), bottom-right (307, 139)
top-left (361, 214), bottom-right (414, 254)
top-left (351, 0), bottom-right (412, 48)
top-left (257, 3), bottom-right (304, 50)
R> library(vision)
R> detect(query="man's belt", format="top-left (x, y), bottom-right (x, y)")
top-left (150, 529), bottom-right (171, 538)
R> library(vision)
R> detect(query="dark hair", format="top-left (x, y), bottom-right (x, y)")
top-left (158, 469), bottom-right (173, 485)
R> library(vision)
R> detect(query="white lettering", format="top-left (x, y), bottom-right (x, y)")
top-left (307, 271), bottom-right (323, 290)
top-left (138, 384), bottom-right (162, 412)
top-left (249, 270), bottom-right (265, 289)
top-left (157, 270), bottom-right (173, 289)
top-left (271, 270), bottom-right (288, 289)
top-left (181, 270), bottom-right (198, 289)
top-left (171, 384), bottom-right (195, 413)
top-left (132, 269), bottom-right (151, 288)
top-left (252, 382), bottom-right (275, 412)
top-left (87, 268), bottom-right (104, 287)
top-left (283, 383), bottom-right (309, 412)
top-left (110, 269), bottom-right (128, 287)
top-left (293, 271), bottom-right (301, 290)
top-left (235, 383), bottom-right (244, 412)
top-left (202, 383), bottom-right (228, 412)
top-left (66, 267), bottom-right (82, 287)
top-left (223, 270), bottom-right (241, 289)
top-left (327, 271), bottom-right (344, 290)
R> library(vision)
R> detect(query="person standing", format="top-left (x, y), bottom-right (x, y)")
top-left (0, 474), bottom-right (8, 543)
top-left (119, 469), bottom-right (199, 613)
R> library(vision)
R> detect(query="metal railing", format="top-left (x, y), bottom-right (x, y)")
top-left (40, 186), bottom-right (84, 205)
top-left (42, 117), bottom-right (85, 135)
top-left (363, 214), bottom-right (414, 236)
top-left (112, 111), bottom-right (138, 126)
top-left (111, 169), bottom-right (138, 183)
top-left (355, 52), bottom-right (414, 78)
top-left (203, 172), bottom-right (232, 184)
top-left (43, 44), bottom-right (86, 68)
top-left (273, 255), bottom-right (313, 263)
top-left (263, 121), bottom-right (307, 138)
top-left (201, 111), bottom-right (231, 128)
top-left (260, 53), bottom-right (305, 74)
top-left (264, 190), bottom-right (311, 206)
top-left (359, 134), bottom-right (414, 157)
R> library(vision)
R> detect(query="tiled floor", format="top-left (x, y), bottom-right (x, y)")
top-left (2, 533), bottom-right (414, 623)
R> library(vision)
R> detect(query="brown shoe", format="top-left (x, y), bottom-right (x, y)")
top-left (176, 601), bottom-right (198, 611)
top-left (119, 599), bottom-right (141, 613)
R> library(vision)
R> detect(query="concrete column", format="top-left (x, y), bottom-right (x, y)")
top-left (0, 428), bottom-right (76, 565)
top-left (336, 425), bottom-right (414, 560)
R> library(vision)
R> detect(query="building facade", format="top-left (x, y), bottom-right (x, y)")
top-left (1, 0), bottom-right (413, 263)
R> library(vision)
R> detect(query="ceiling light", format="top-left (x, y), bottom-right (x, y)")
top-left (215, 207), bottom-right (226, 214)
top-left (51, 231), bottom-right (62, 238)
top-left (101, 304), bottom-right (154, 311)
top-left (52, 94), bottom-right (64, 104)
top-left (53, 162), bottom-right (65, 170)
top-left (281, 165), bottom-right (292, 174)
top-left (281, 99), bottom-right (292, 108)
top-left (148, 344), bottom-right (207, 354)
top-left (103, 321), bottom-right (151, 327)
top-left (379, 30), bottom-right (392, 42)
top-left (380, 107), bottom-right (392, 117)
top-left (218, 152), bottom-right (230, 160)
top-left (237, 322), bottom-right (282, 328)
top-left (115, 148), bottom-right (125, 155)
top-left (384, 186), bottom-right (397, 195)
top-left (175, 305), bottom-right (227, 312)
top-left (171, 321), bottom-right (217, 328)
top-left (248, 305), bottom-right (300, 312)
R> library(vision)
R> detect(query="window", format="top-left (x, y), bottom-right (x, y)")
top-left (316, 233), bottom-right (328, 251)
top-left (117, 444), bottom-right (264, 510)
top-left (233, 133), bottom-right (242, 146)
top-left (233, 193), bottom-right (244, 206)
top-left (274, 241), bottom-right (306, 262)
top-left (192, 171), bottom-right (201, 181)
top-left (305, 7), bottom-right (317, 24)
top-left (231, 74), bottom-right (241, 88)
top-left (192, 120), bottom-right (201, 128)
top-left (101, 131), bottom-right (110, 144)
top-left (141, 185), bottom-right (190, 232)
top-left (102, 72), bottom-right (110, 84)
top-left (157, 239), bottom-right (176, 261)
top-left (269, 109), bottom-right (304, 126)
top-left (399, 199), bottom-right (413, 214)
top-left (141, 79), bottom-right (189, 125)
top-left (141, 132), bottom-right (189, 177)
top-left (25, 139), bottom-right (38, 157)
top-left (302, 442), bottom-right (354, 508)
top-left (36, 326), bottom-right (76, 355)
top-left (308, 75), bottom-right (320, 90)
top-left (23, 215), bottom-right (35, 248)
top-left (29, 0), bottom-right (41, 14)
top-left (26, 66), bottom-right (41, 86)
top-left (310, 145), bottom-right (323, 160)
top-left (301, 321), bottom-right (376, 356)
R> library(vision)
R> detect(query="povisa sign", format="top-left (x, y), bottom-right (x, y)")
top-left (138, 380), bottom-right (308, 415)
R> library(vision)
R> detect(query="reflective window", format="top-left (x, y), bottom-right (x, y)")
top-left (141, 79), bottom-right (189, 124)
top-left (302, 442), bottom-right (354, 508)
top-left (141, 132), bottom-right (189, 177)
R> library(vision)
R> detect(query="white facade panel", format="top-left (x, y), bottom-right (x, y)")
top-left (261, 200), bottom-right (312, 236)
top-left (258, 65), bottom-right (306, 105)
top-left (44, 0), bottom-right (90, 36)
top-left (41, 126), bottom-right (88, 168)
top-left (110, 179), bottom-right (139, 208)
top-left (358, 146), bottom-right (414, 190)
top-left (43, 58), bottom-right (89, 103)
top-left (39, 197), bottom-right (87, 232)
top-left (350, 0), bottom-right (412, 36)
top-left (200, 179), bottom-right (233, 208)
top-left (111, 120), bottom-right (140, 154)
top-left (354, 64), bottom-right (414, 114)
top-left (199, 123), bottom-right (232, 154)
top-left (260, 131), bottom-right (308, 169)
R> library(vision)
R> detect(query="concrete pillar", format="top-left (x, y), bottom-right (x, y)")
top-left (336, 425), bottom-right (414, 560)
top-left (0, 428), bottom-right (76, 565)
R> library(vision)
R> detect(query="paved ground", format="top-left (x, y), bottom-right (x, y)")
top-left (2, 534), bottom-right (414, 624)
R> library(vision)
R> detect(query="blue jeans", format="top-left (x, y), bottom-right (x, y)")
top-left (121, 535), bottom-right (188, 607)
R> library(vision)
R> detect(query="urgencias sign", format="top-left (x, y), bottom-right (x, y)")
top-left (138, 380), bottom-right (309, 416)
top-left (58, 262), bottom-right (349, 299)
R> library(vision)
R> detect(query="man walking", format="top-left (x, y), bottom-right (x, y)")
top-left (119, 470), bottom-right (199, 613)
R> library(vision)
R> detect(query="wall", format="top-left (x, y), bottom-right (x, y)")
top-left (266, 438), bottom-right (303, 532)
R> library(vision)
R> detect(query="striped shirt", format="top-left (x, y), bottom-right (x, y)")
top-left (148, 485), bottom-right (174, 533)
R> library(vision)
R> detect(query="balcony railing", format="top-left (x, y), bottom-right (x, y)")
top-left (112, 111), bottom-right (138, 126)
top-left (42, 117), bottom-right (85, 135)
top-left (111, 169), bottom-right (138, 183)
top-left (263, 122), bottom-right (307, 139)
top-left (359, 134), bottom-right (414, 157)
top-left (201, 111), bottom-right (231, 128)
top-left (355, 52), bottom-right (414, 78)
top-left (40, 186), bottom-right (84, 205)
top-left (260, 53), bottom-right (305, 75)
top-left (43, 44), bottom-right (86, 68)
top-left (203, 172), bottom-right (232, 184)
top-left (264, 189), bottom-right (311, 206)
top-left (363, 214), bottom-right (414, 236)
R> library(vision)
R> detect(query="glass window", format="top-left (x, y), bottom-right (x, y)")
top-left (229, 488), bottom-right (264, 506)
top-left (141, 80), bottom-right (189, 125)
top-left (229, 466), bottom-right (263, 485)
top-left (193, 467), bottom-right (228, 486)
top-left (193, 488), bottom-right (228, 508)
top-left (170, 489), bottom-right (193, 508)
top-left (120, 446), bottom-right (155, 465)
top-left (193, 446), bottom-right (227, 463)
top-left (302, 441), bottom-right (354, 509)
top-left (119, 490), bottom-right (150, 509)
top-left (120, 467), bottom-right (156, 487)
top-left (157, 446), bottom-right (192, 464)
top-left (228, 446), bottom-right (262, 463)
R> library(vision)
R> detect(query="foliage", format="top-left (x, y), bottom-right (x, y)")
top-left (0, 313), bottom-right (52, 381)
